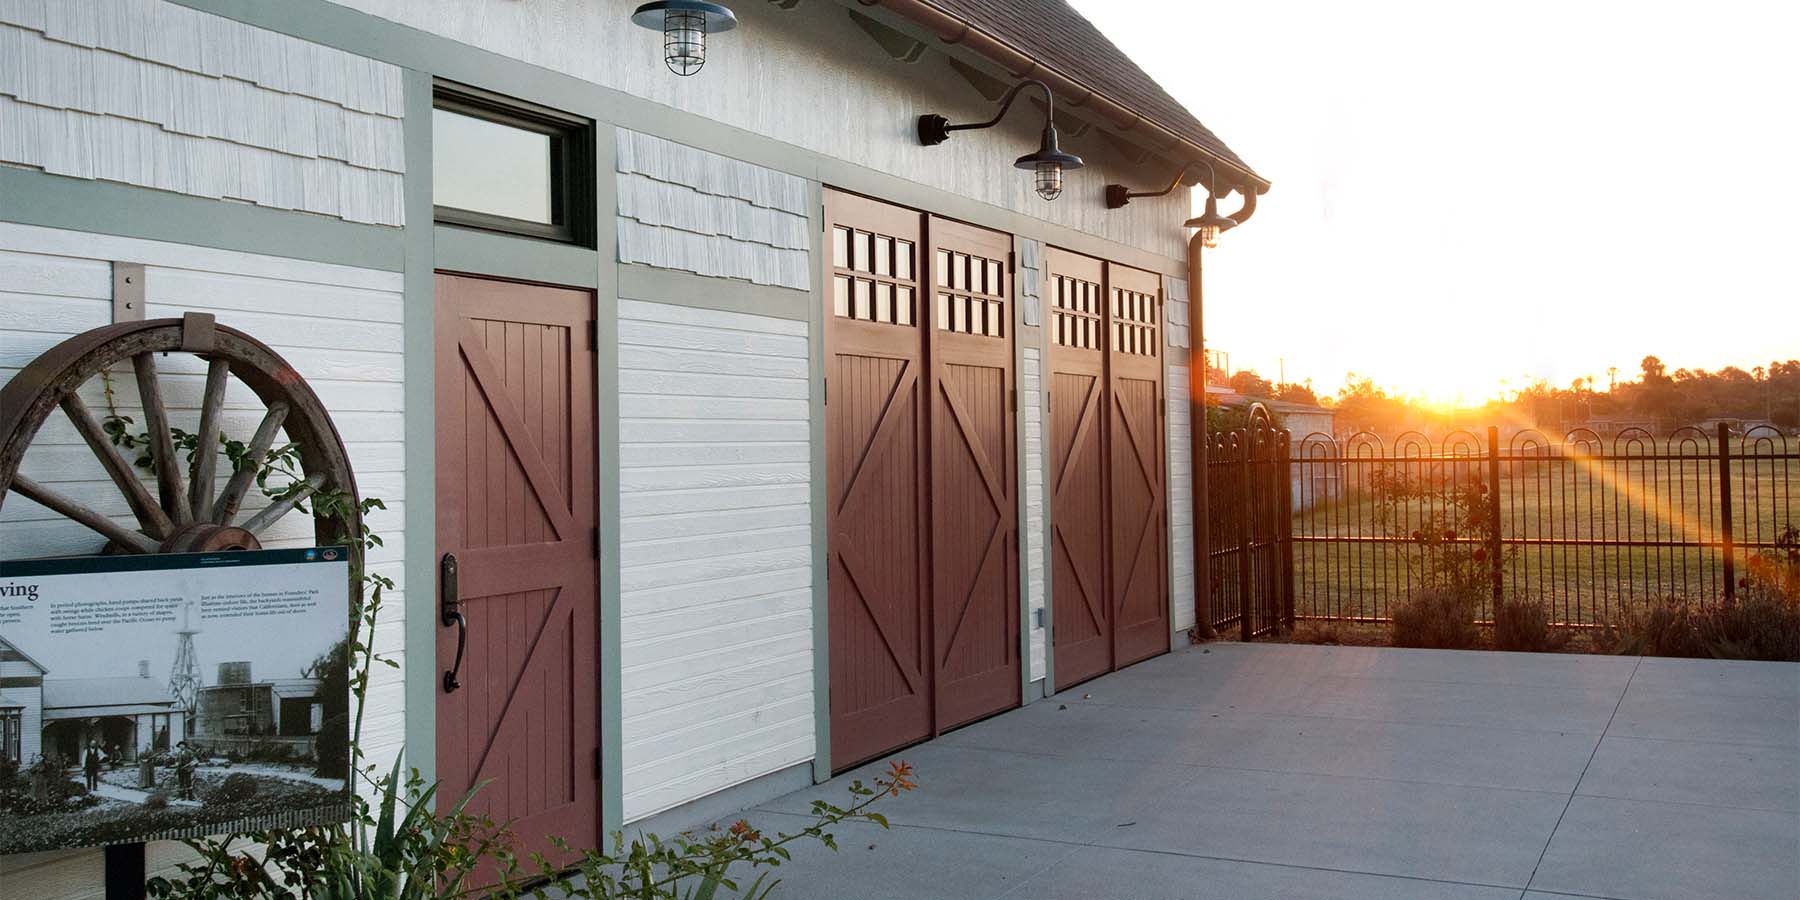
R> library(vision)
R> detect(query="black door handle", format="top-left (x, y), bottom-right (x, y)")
top-left (441, 553), bottom-right (466, 693)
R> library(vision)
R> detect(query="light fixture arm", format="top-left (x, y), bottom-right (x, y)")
top-left (1106, 158), bottom-right (1228, 210)
top-left (919, 78), bottom-right (1057, 145)
top-left (1223, 188), bottom-right (1256, 228)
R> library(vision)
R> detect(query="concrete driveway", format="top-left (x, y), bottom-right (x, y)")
top-left (755, 643), bottom-right (1799, 900)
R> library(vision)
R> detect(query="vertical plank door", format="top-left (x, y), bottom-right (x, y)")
top-left (925, 216), bottom-right (1020, 730)
top-left (822, 191), bottom-right (933, 770)
top-left (1045, 248), bottom-right (1113, 690)
top-left (435, 273), bottom-right (600, 861)
top-left (1105, 262), bottom-right (1170, 667)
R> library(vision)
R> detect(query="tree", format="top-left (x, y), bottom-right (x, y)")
top-left (1276, 380), bottom-right (1319, 405)
top-left (1228, 369), bottom-right (1274, 398)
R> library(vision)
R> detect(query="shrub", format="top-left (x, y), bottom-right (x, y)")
top-left (1692, 586), bottom-right (1800, 662)
top-left (207, 773), bottom-right (259, 806)
top-left (1594, 599), bottom-right (1706, 658)
top-left (143, 791), bottom-right (170, 810)
top-left (1493, 599), bottom-right (1571, 653)
top-left (1391, 586), bottom-right (1480, 649)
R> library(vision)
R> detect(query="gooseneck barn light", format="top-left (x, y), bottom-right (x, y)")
top-left (1105, 159), bottom-right (1256, 249)
top-left (917, 79), bottom-right (1084, 201)
top-left (632, 1), bottom-right (738, 76)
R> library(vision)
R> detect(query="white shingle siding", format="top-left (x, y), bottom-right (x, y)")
top-left (0, 1), bottom-right (405, 225)
top-left (0, 222), bottom-right (408, 782)
top-left (616, 298), bottom-right (814, 822)
top-left (1165, 275), bottom-right (1190, 350)
top-left (1021, 347), bottom-right (1047, 682)
top-left (1167, 364), bottom-right (1195, 634)
top-left (615, 129), bottom-right (811, 290)
top-left (1018, 238), bottom-right (1043, 328)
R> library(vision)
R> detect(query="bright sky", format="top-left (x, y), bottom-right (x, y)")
top-left (1072, 0), bottom-right (1800, 406)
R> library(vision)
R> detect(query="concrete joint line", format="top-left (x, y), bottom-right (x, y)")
top-left (1523, 655), bottom-right (1644, 896)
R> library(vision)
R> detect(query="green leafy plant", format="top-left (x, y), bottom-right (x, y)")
top-left (111, 400), bottom-right (915, 898)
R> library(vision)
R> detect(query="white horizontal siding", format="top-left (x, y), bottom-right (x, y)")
top-left (1022, 347), bottom-right (1047, 682)
top-left (0, 223), bottom-right (408, 791)
top-left (0, 0), bottom-right (404, 225)
top-left (1168, 364), bottom-right (1195, 634)
top-left (616, 298), bottom-right (814, 822)
top-left (615, 128), bottom-right (811, 290)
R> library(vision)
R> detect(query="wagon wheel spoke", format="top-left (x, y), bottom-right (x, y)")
top-left (187, 357), bottom-right (231, 522)
top-left (60, 391), bottom-right (173, 540)
top-left (240, 472), bottom-right (326, 535)
top-left (214, 401), bottom-right (290, 526)
top-left (12, 473), bottom-right (159, 553)
top-left (131, 350), bottom-right (188, 527)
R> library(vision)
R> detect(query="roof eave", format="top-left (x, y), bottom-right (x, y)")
top-left (864, 0), bottom-right (1271, 194)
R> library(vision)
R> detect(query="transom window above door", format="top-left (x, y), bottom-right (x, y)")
top-left (433, 82), bottom-right (593, 244)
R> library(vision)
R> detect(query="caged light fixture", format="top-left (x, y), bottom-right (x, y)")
top-left (632, 1), bottom-right (738, 76)
top-left (917, 79), bottom-right (1084, 201)
top-left (1105, 159), bottom-right (1255, 249)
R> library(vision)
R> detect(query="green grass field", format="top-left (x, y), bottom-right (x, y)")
top-left (1281, 441), bottom-right (1797, 624)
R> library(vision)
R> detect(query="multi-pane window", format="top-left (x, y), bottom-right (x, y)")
top-left (0, 708), bottom-right (20, 764)
top-left (934, 250), bottom-right (1007, 338)
top-left (1111, 287), bottom-right (1159, 357)
top-left (831, 226), bottom-right (918, 326)
top-left (1051, 274), bottom-right (1102, 349)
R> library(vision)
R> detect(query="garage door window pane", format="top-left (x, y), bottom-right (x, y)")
top-left (434, 108), bottom-right (554, 224)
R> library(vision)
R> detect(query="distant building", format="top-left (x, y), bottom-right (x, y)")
top-left (39, 665), bottom-right (186, 763)
top-left (0, 635), bottom-right (46, 766)
top-left (195, 662), bottom-right (325, 755)
top-left (1205, 386), bottom-right (1341, 509)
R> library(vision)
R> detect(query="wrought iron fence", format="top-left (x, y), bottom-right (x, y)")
top-left (1203, 418), bottom-right (1293, 638)
top-left (1276, 423), bottom-right (1799, 626)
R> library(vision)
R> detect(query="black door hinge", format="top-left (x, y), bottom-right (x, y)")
top-left (1010, 387), bottom-right (1018, 411)
top-left (822, 377), bottom-right (828, 406)
top-left (592, 527), bottom-right (601, 559)
top-left (594, 747), bottom-right (603, 778)
top-left (586, 320), bottom-right (598, 352)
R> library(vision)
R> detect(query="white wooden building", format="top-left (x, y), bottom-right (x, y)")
top-left (0, 0), bottom-right (1267, 892)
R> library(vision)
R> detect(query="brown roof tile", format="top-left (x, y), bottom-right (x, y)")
top-left (874, 0), bottom-right (1267, 190)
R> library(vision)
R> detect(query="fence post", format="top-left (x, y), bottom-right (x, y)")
top-left (1278, 430), bottom-right (1295, 630)
top-left (1238, 429), bottom-right (1255, 641)
top-left (1718, 422), bottom-right (1735, 602)
top-left (1486, 426), bottom-right (1503, 618)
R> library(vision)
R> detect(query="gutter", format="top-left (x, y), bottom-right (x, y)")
top-left (862, 0), bottom-right (1272, 195)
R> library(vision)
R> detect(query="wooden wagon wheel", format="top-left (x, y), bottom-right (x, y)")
top-left (0, 313), bottom-right (362, 577)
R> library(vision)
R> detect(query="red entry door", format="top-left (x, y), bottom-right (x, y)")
top-left (435, 273), bottom-right (600, 859)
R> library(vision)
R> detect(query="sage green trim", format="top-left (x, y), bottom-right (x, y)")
top-left (1037, 269), bottom-right (1057, 696)
top-left (0, 166), bottom-right (402, 272)
top-left (616, 264), bottom-right (811, 321)
top-left (805, 181), bottom-right (832, 783)
top-left (593, 129), bottom-right (626, 837)
top-left (1013, 237), bottom-right (1033, 705)
top-left (434, 226), bottom-right (600, 289)
top-left (399, 68), bottom-right (439, 794)
top-left (163, 0), bottom-right (1185, 280)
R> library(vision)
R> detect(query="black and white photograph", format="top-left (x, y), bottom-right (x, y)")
top-left (0, 548), bottom-right (351, 855)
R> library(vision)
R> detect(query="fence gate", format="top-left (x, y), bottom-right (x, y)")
top-left (1204, 418), bottom-right (1293, 639)
top-left (1045, 248), bottom-right (1169, 690)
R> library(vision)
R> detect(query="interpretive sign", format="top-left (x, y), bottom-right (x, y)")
top-left (0, 548), bottom-right (351, 855)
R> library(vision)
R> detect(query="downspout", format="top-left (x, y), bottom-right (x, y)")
top-left (1187, 229), bottom-right (1210, 636)
top-left (1188, 189), bottom-right (1255, 635)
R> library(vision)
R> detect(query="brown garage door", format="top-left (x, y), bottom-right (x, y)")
top-left (435, 273), bottom-right (600, 862)
top-left (1046, 249), bottom-right (1168, 690)
top-left (824, 190), bottom-right (1019, 770)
